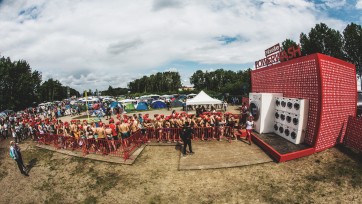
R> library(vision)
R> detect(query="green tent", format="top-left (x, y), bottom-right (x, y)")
top-left (124, 103), bottom-right (135, 111)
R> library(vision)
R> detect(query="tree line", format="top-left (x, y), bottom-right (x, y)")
top-left (0, 55), bottom-right (79, 111)
top-left (190, 69), bottom-right (251, 96)
top-left (128, 71), bottom-right (182, 94)
top-left (284, 23), bottom-right (362, 89)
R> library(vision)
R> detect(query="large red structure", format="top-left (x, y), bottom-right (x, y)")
top-left (251, 53), bottom-right (357, 161)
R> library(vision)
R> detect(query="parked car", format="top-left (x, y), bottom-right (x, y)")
top-left (357, 90), bottom-right (362, 117)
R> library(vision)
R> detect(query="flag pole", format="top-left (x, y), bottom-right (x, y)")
top-left (85, 90), bottom-right (90, 122)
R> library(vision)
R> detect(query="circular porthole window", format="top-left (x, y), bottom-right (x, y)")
top-left (294, 103), bottom-right (300, 110)
top-left (249, 102), bottom-right (259, 121)
top-left (279, 126), bottom-right (284, 134)
top-left (293, 118), bottom-right (299, 125)
top-left (291, 132), bottom-right (297, 139)
top-left (275, 112), bottom-right (279, 119)
top-left (286, 116), bottom-right (291, 123)
top-left (281, 114), bottom-right (285, 121)
top-left (284, 129), bottom-right (290, 136)
top-left (281, 101), bottom-right (286, 108)
top-left (287, 102), bottom-right (293, 109)
top-left (274, 124), bottom-right (278, 131)
top-left (276, 100), bottom-right (280, 107)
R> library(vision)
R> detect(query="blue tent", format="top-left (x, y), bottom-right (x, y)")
top-left (171, 99), bottom-right (184, 107)
top-left (151, 101), bottom-right (167, 109)
top-left (110, 101), bottom-right (121, 108)
top-left (136, 102), bottom-right (149, 111)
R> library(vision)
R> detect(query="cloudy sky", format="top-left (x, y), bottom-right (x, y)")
top-left (0, 0), bottom-right (361, 92)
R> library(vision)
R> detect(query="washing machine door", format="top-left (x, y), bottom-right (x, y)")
top-left (287, 101), bottom-right (293, 110)
top-left (293, 118), bottom-right (299, 126)
top-left (294, 103), bottom-right (300, 111)
top-left (284, 129), bottom-right (290, 137)
top-left (286, 115), bottom-right (292, 124)
top-left (274, 123), bottom-right (278, 131)
top-left (249, 102), bottom-right (259, 121)
top-left (281, 100), bottom-right (287, 108)
top-left (291, 131), bottom-right (297, 139)
top-left (279, 126), bottom-right (284, 134)
top-left (280, 113), bottom-right (285, 122)
top-left (275, 112), bottom-right (280, 120)
top-left (276, 99), bottom-right (280, 107)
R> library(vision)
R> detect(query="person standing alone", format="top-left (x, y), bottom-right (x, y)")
top-left (9, 141), bottom-right (28, 176)
top-left (245, 116), bottom-right (254, 145)
top-left (181, 122), bottom-right (195, 157)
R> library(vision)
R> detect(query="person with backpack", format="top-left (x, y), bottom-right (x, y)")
top-left (9, 141), bottom-right (28, 176)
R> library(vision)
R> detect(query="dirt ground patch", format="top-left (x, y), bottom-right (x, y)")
top-left (179, 140), bottom-right (273, 170)
top-left (0, 139), bottom-right (361, 203)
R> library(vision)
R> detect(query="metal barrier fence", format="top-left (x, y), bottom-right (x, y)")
top-left (36, 126), bottom-right (240, 160)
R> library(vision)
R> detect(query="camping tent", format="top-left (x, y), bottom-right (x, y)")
top-left (110, 101), bottom-right (122, 108)
top-left (124, 103), bottom-right (135, 111)
top-left (186, 90), bottom-right (223, 106)
top-left (119, 99), bottom-right (137, 103)
top-left (151, 100), bottom-right (167, 109)
top-left (171, 99), bottom-right (184, 107)
top-left (136, 102), bottom-right (149, 111)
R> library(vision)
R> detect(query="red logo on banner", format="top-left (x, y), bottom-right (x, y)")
top-left (255, 44), bottom-right (302, 69)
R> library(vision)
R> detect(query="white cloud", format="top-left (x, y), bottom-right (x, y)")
top-left (0, 0), bottom-right (348, 92)
top-left (357, 0), bottom-right (362, 9)
top-left (320, 0), bottom-right (347, 9)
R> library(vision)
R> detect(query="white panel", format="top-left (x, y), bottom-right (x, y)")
top-left (275, 97), bottom-right (309, 145)
top-left (249, 92), bottom-right (283, 134)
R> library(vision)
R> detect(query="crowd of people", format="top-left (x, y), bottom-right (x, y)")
top-left (1, 102), bottom-right (252, 175)
top-left (0, 102), bottom-right (251, 146)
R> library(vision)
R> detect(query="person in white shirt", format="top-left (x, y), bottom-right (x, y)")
top-left (245, 116), bottom-right (254, 145)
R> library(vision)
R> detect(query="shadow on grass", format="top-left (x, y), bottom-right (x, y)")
top-left (336, 144), bottom-right (362, 163)
top-left (26, 158), bottom-right (38, 173)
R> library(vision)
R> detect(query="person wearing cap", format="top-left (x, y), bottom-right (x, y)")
top-left (9, 141), bottom-right (28, 176)
top-left (105, 124), bottom-right (116, 151)
top-left (181, 122), bottom-right (194, 157)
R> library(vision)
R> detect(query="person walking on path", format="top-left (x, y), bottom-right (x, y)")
top-left (9, 141), bottom-right (28, 176)
top-left (181, 122), bottom-right (195, 157)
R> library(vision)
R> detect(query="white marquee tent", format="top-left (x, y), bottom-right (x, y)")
top-left (186, 90), bottom-right (223, 106)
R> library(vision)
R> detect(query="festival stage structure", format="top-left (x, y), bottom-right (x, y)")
top-left (250, 50), bottom-right (357, 162)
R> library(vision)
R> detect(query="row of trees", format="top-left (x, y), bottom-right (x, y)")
top-left (190, 69), bottom-right (251, 95)
top-left (287, 23), bottom-right (362, 89)
top-left (38, 78), bottom-right (79, 102)
top-left (101, 86), bottom-right (129, 96)
top-left (0, 55), bottom-right (79, 111)
top-left (128, 71), bottom-right (182, 94)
